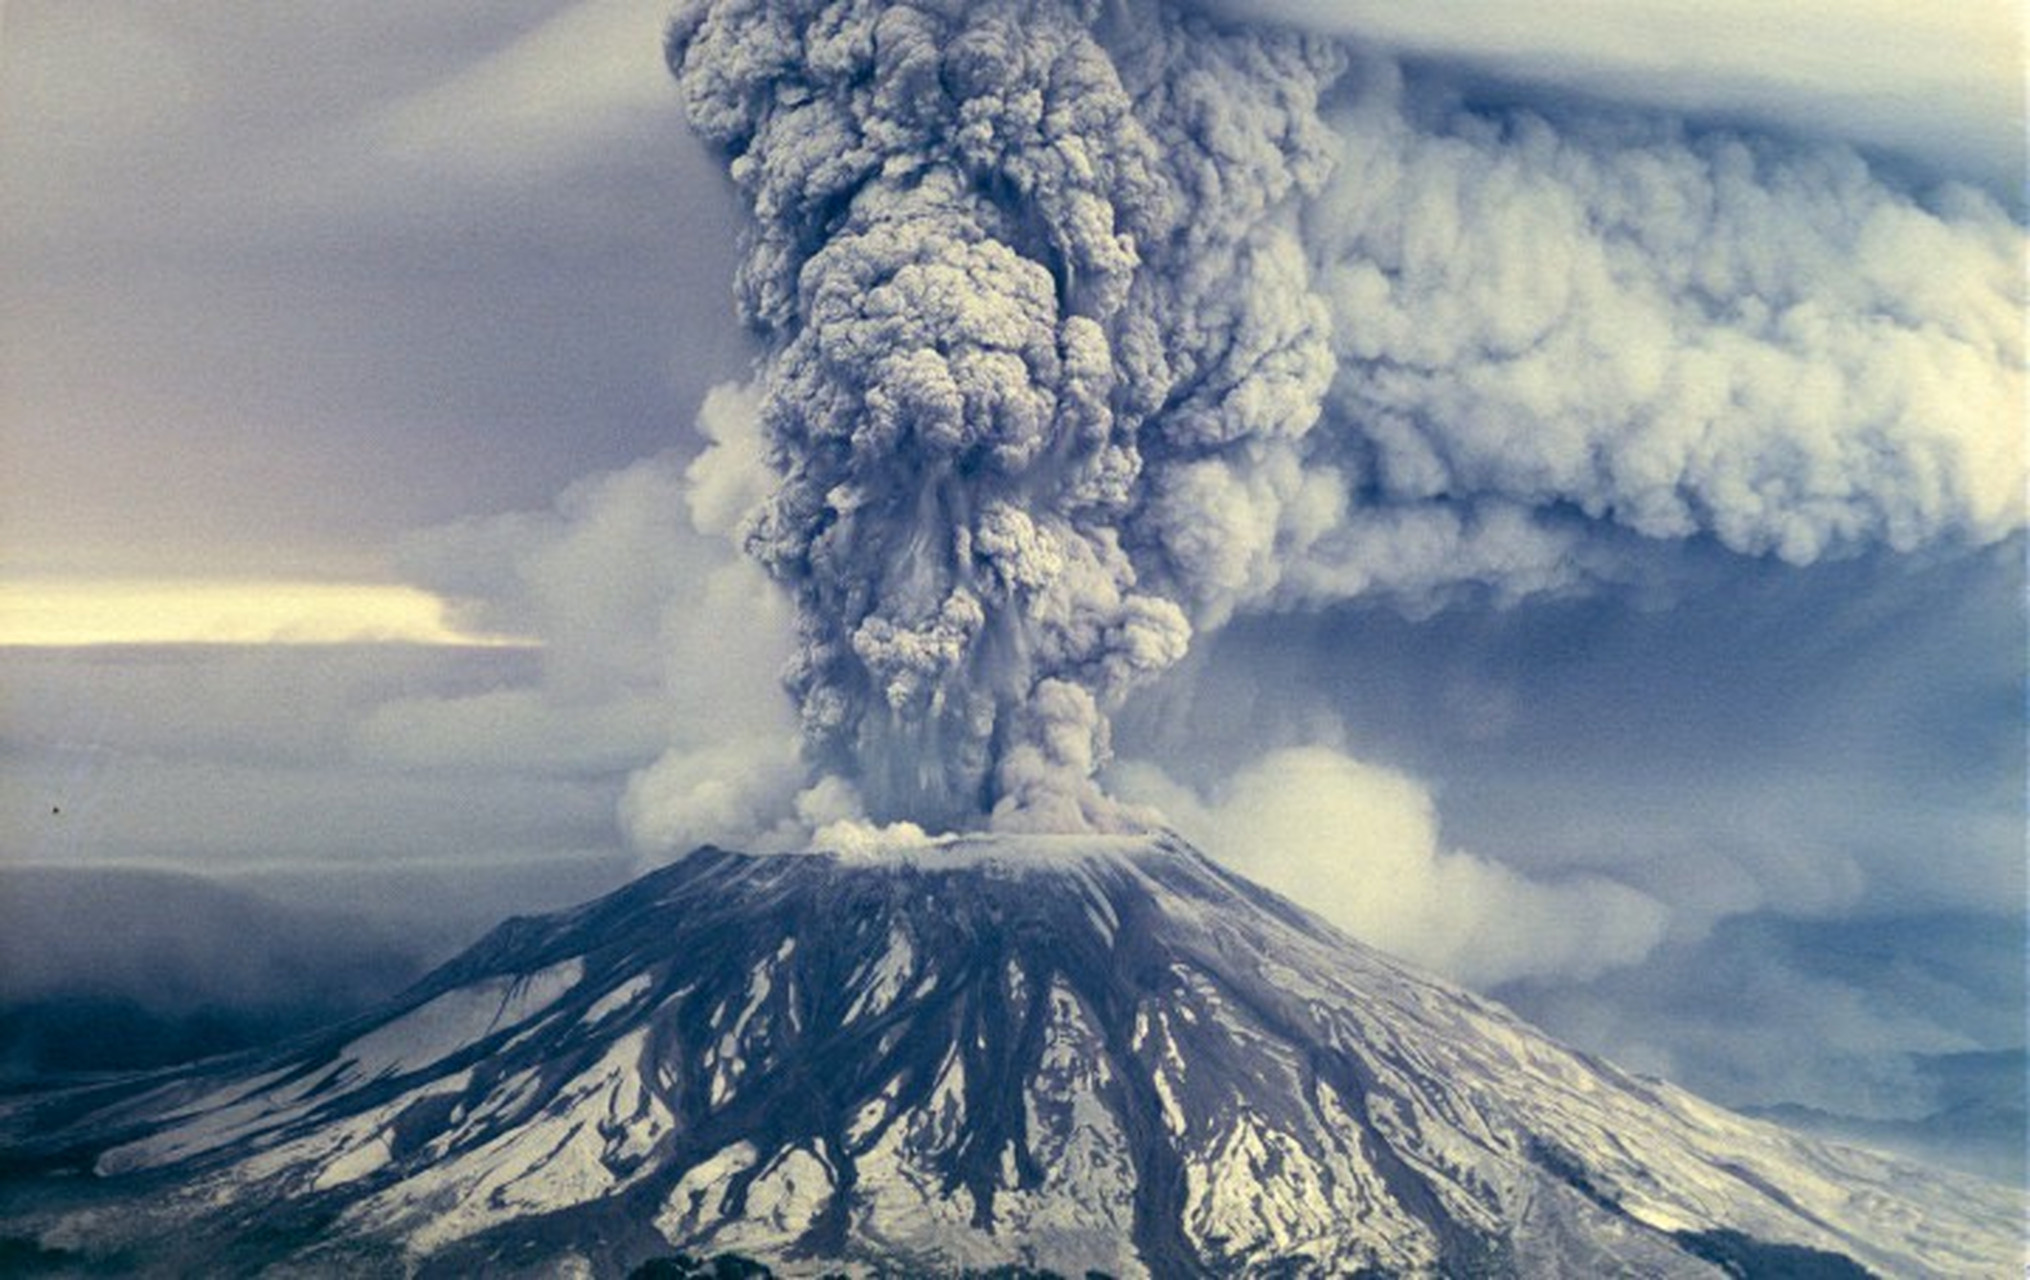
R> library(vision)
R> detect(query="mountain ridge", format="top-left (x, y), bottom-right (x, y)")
top-left (0, 833), bottom-right (2019, 1277)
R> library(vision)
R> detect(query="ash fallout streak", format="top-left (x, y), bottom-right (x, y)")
top-left (655, 0), bottom-right (2022, 840)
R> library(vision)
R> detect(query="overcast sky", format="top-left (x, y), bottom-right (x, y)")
top-left (0, 0), bottom-right (2022, 1179)
top-left (1, 0), bottom-right (753, 579)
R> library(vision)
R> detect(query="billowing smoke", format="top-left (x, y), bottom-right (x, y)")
top-left (666, 0), bottom-right (1342, 830)
top-left (662, 0), bottom-right (2023, 835)
top-left (1292, 65), bottom-right (2024, 592)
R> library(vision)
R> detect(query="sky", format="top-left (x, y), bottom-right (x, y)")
top-left (0, 0), bottom-right (2023, 1180)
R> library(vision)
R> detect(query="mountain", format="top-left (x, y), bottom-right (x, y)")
top-left (0, 834), bottom-right (2019, 1277)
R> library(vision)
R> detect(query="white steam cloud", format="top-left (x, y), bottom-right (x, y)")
top-left (391, 421), bottom-right (810, 859)
top-left (1113, 746), bottom-right (1669, 985)
top-left (656, 0), bottom-right (2024, 836)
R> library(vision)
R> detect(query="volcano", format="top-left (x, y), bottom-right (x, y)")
top-left (0, 834), bottom-right (2017, 1277)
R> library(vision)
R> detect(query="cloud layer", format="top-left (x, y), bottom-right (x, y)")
top-left (1195, 0), bottom-right (2024, 197)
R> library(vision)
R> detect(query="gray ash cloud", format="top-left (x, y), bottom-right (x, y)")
top-left (666, 0), bottom-right (1343, 831)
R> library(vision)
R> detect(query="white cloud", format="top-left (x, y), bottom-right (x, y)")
top-left (683, 381), bottom-right (772, 540)
top-left (1114, 743), bottom-right (1668, 986)
top-left (617, 732), bottom-right (807, 857)
top-left (618, 550), bottom-right (810, 859)
top-left (614, 384), bottom-right (818, 858)
top-left (395, 455), bottom-right (696, 696)
top-left (0, 580), bottom-right (527, 648)
top-left (1200, 0), bottom-right (2023, 193)
top-left (384, 435), bottom-right (812, 860)
top-left (383, 383), bottom-right (841, 864)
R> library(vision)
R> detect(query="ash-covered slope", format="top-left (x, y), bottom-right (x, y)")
top-left (1, 834), bottom-right (2018, 1277)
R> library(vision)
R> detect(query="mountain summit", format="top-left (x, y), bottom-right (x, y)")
top-left (1, 834), bottom-right (2018, 1276)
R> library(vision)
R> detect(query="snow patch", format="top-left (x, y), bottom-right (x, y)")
top-left (658, 1141), bottom-right (760, 1244)
top-left (707, 942), bottom-right (793, 1107)
top-left (340, 958), bottom-right (584, 1081)
top-left (845, 924), bottom-right (918, 1024)
top-left (997, 982), bottom-right (1143, 1277)
top-left (709, 1143), bottom-right (838, 1254)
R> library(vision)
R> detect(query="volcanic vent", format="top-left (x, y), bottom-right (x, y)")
top-left (1, 833), bottom-right (2016, 1277)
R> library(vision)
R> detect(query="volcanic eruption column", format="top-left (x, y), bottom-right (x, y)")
top-left (667, 0), bottom-right (1344, 831)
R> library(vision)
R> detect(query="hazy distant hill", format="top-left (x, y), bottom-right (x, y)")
top-left (1742, 1048), bottom-right (2028, 1188)
top-left (0, 866), bottom-right (433, 1079)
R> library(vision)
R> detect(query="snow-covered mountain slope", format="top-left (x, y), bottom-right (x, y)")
top-left (1, 833), bottom-right (2020, 1277)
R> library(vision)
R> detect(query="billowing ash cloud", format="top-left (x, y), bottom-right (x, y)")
top-left (1305, 67), bottom-right (2023, 569)
top-left (664, 0), bottom-right (2024, 834)
top-left (666, 0), bottom-right (1342, 831)
top-left (1147, 61), bottom-right (2026, 624)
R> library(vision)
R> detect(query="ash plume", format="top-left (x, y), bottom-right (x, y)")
top-left (667, 0), bottom-right (1342, 831)
top-left (663, 0), bottom-right (2023, 836)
